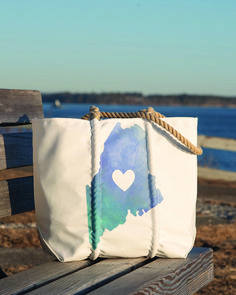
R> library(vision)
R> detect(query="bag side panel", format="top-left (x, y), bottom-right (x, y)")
top-left (150, 117), bottom-right (198, 258)
top-left (33, 118), bottom-right (92, 261)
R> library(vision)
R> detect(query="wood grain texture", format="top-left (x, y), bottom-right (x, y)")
top-left (25, 258), bottom-right (148, 295)
top-left (0, 248), bottom-right (211, 295)
top-left (0, 260), bottom-right (93, 294)
top-left (0, 166), bottom-right (33, 181)
top-left (88, 248), bottom-right (214, 295)
top-left (0, 130), bottom-right (33, 170)
top-left (0, 89), bottom-right (43, 124)
top-left (0, 176), bottom-right (34, 218)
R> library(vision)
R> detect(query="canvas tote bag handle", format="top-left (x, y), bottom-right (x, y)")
top-left (81, 106), bottom-right (202, 155)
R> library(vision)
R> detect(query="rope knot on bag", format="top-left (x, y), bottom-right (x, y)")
top-left (81, 106), bottom-right (203, 155)
top-left (89, 106), bottom-right (101, 120)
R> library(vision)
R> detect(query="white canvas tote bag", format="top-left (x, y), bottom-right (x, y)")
top-left (32, 106), bottom-right (202, 262)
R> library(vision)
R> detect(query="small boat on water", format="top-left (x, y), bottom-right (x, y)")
top-left (53, 99), bottom-right (62, 108)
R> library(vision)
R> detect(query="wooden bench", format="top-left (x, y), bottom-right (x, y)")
top-left (0, 89), bottom-right (213, 294)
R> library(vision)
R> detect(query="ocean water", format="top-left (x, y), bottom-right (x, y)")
top-left (43, 103), bottom-right (236, 173)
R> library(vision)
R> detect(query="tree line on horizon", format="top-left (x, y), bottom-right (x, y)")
top-left (42, 92), bottom-right (236, 107)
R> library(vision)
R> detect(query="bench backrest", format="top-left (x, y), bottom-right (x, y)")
top-left (0, 89), bottom-right (44, 218)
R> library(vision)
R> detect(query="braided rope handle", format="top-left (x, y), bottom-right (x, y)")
top-left (81, 106), bottom-right (203, 155)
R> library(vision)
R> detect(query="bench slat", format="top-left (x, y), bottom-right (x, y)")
top-left (27, 258), bottom-right (147, 295)
top-left (0, 89), bottom-right (43, 124)
top-left (0, 131), bottom-right (33, 170)
top-left (0, 248), bottom-right (212, 295)
top-left (0, 176), bottom-right (34, 218)
top-left (0, 166), bottom-right (33, 181)
top-left (89, 248), bottom-right (214, 295)
top-left (0, 260), bottom-right (93, 295)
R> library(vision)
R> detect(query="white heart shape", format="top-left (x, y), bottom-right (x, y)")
top-left (112, 169), bottom-right (135, 192)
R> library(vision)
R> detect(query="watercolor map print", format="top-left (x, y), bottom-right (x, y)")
top-left (86, 123), bottom-right (163, 249)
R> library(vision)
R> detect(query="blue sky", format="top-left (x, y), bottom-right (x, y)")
top-left (1, 0), bottom-right (236, 96)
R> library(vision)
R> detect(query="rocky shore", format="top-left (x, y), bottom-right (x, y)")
top-left (197, 199), bottom-right (236, 226)
top-left (195, 180), bottom-right (236, 294)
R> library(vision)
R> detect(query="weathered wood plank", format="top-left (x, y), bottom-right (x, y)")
top-left (0, 259), bottom-right (93, 295)
top-left (26, 258), bottom-right (147, 295)
top-left (0, 248), bottom-right (54, 267)
top-left (0, 176), bottom-right (34, 218)
top-left (0, 130), bottom-right (33, 170)
top-left (0, 249), bottom-right (213, 295)
top-left (198, 166), bottom-right (236, 182)
top-left (0, 89), bottom-right (43, 124)
top-left (0, 166), bottom-right (33, 181)
top-left (88, 248), bottom-right (213, 295)
top-left (198, 135), bottom-right (236, 151)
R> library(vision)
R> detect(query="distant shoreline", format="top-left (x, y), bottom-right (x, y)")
top-left (42, 92), bottom-right (236, 108)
